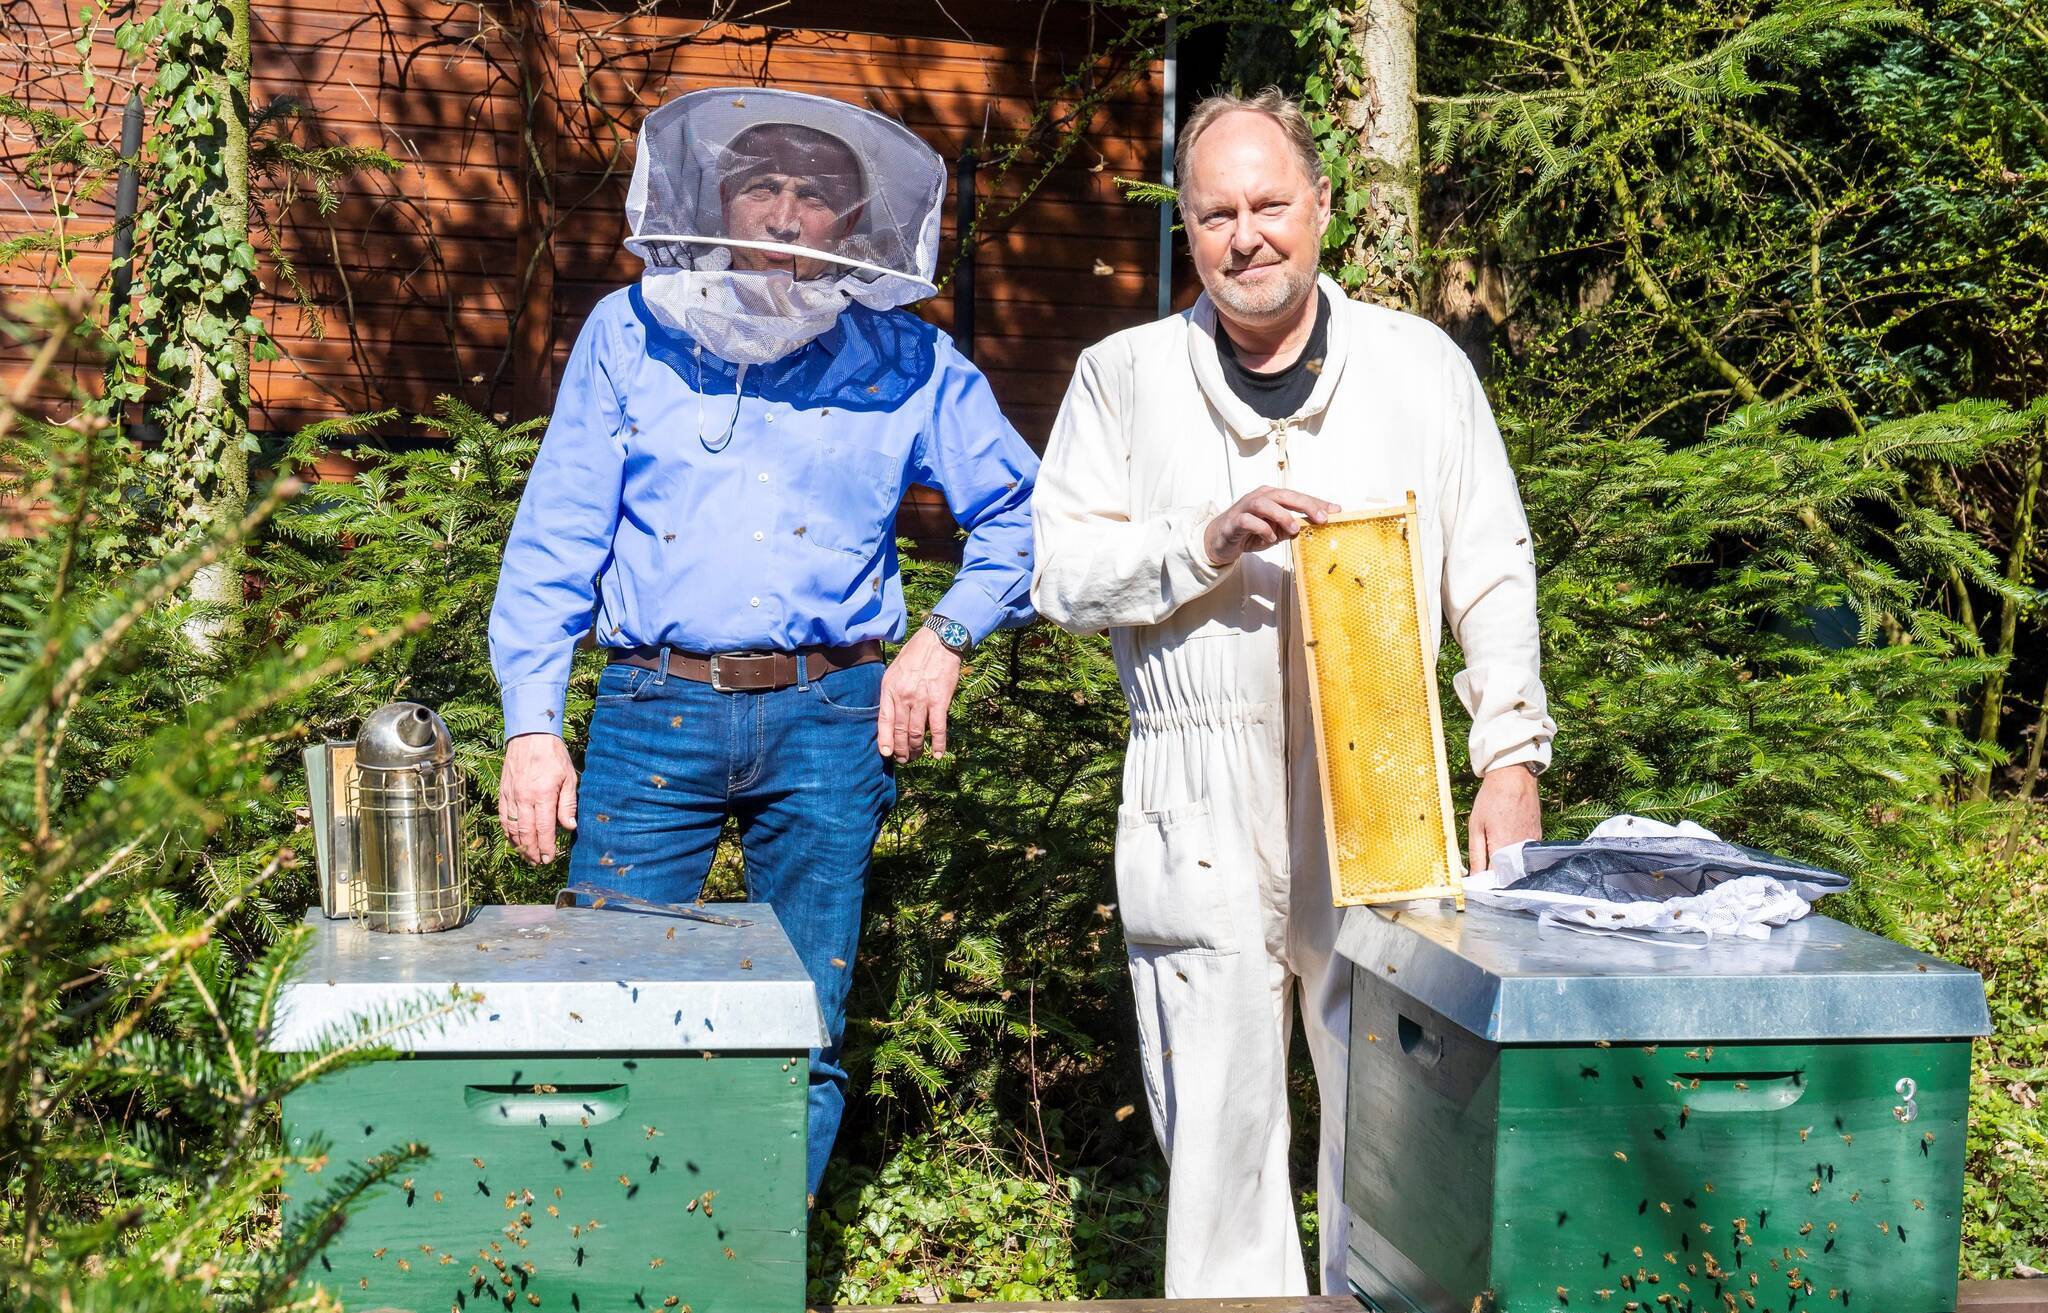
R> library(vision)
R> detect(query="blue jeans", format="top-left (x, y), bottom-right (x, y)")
top-left (569, 656), bottom-right (894, 1204)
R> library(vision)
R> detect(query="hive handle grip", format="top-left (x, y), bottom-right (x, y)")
top-left (464, 1083), bottom-right (628, 1127)
top-left (1670, 1070), bottom-right (1806, 1113)
top-left (1397, 1013), bottom-right (1445, 1068)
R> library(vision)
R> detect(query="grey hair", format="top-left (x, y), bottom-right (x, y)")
top-left (1174, 87), bottom-right (1328, 208)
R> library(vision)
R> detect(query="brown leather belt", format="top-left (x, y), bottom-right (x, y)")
top-left (609, 641), bottom-right (884, 693)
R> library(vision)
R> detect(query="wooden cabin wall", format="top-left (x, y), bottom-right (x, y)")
top-left (3, 1), bottom-right (1168, 469)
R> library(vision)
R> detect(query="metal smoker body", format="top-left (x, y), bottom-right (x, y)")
top-left (303, 702), bottom-right (469, 932)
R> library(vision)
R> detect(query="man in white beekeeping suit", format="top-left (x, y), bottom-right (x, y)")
top-left (1030, 89), bottom-right (1556, 1296)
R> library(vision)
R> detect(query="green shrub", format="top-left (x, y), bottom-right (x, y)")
top-left (1508, 398), bottom-right (2043, 912)
top-left (1899, 810), bottom-right (2048, 1278)
top-left (808, 1106), bottom-right (1163, 1303)
top-left (264, 401), bottom-right (565, 908)
top-left (0, 309), bottom-right (453, 1311)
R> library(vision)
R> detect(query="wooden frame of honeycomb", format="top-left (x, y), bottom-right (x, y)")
top-left (1292, 493), bottom-right (1464, 907)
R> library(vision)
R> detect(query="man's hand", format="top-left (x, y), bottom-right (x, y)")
top-left (1203, 486), bottom-right (1340, 567)
top-left (500, 732), bottom-right (578, 865)
top-left (878, 627), bottom-right (964, 762)
top-left (1468, 764), bottom-right (1541, 876)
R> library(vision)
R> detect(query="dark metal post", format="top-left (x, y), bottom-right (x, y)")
top-left (105, 89), bottom-right (146, 443)
top-left (108, 90), bottom-right (144, 321)
top-left (1157, 18), bottom-right (1178, 319)
top-left (952, 148), bottom-right (976, 361)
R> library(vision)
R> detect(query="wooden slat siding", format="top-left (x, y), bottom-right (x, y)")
top-left (516, 198), bottom-right (1161, 280)
top-left (512, 2), bottom-right (563, 418)
top-left (5, 0), bottom-right (1162, 562)
top-left (249, 37), bottom-right (1168, 142)
top-left (264, 0), bottom-right (1117, 46)
top-left (285, 190), bottom-right (1159, 239)
top-left (0, 3), bottom-right (128, 418)
top-left (527, 0), bottom-right (1161, 445)
top-left (230, 0), bottom-right (1165, 443)
top-left (268, 281), bottom-right (1148, 361)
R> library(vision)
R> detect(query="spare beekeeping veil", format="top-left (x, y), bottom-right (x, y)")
top-left (626, 88), bottom-right (946, 366)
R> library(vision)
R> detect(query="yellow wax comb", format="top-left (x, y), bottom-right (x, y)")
top-left (1292, 493), bottom-right (1463, 907)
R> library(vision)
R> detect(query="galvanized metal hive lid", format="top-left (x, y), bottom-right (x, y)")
top-left (270, 904), bottom-right (826, 1053)
top-left (1335, 901), bottom-right (1990, 1043)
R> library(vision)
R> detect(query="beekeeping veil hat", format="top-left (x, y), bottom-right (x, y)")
top-left (626, 88), bottom-right (946, 366)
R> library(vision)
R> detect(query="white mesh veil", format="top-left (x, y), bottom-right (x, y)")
top-left (626, 88), bottom-right (946, 365)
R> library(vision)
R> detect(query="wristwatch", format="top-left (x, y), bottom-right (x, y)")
top-left (923, 613), bottom-right (974, 657)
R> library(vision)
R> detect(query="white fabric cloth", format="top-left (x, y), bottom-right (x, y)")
top-left (1471, 815), bottom-right (1822, 941)
top-left (1031, 278), bottom-right (1554, 1297)
top-left (638, 248), bottom-right (853, 366)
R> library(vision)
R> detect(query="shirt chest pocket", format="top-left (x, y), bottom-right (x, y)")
top-left (789, 437), bottom-right (906, 559)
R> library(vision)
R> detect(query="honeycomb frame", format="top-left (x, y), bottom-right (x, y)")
top-left (1292, 493), bottom-right (1464, 908)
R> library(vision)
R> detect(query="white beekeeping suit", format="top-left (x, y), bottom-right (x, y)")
top-left (1031, 274), bottom-right (1555, 1297)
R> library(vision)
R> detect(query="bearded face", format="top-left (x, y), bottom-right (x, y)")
top-left (1179, 111), bottom-right (1331, 329)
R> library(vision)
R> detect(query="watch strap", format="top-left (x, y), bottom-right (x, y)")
top-left (923, 613), bottom-right (973, 656)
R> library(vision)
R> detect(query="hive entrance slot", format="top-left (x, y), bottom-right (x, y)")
top-left (464, 1083), bottom-right (629, 1126)
top-left (1396, 1014), bottom-right (1444, 1067)
top-left (1670, 1070), bottom-right (1807, 1112)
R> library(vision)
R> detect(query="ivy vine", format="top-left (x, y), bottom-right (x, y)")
top-left (5, 2), bottom-right (395, 571)
top-left (1287, 0), bottom-right (1377, 294)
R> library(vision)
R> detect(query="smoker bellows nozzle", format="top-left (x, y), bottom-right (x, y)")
top-left (1292, 493), bottom-right (1463, 907)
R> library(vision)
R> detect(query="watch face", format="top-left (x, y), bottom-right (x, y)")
top-left (937, 618), bottom-right (971, 650)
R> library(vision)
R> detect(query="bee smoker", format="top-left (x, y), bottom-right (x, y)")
top-left (303, 701), bottom-right (470, 932)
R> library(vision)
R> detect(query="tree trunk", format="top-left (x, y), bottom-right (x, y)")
top-left (1339, 0), bottom-right (1421, 311)
top-left (178, 0), bottom-right (254, 647)
top-left (507, 0), bottom-right (561, 419)
top-left (2004, 670), bottom-right (2048, 860)
top-left (1972, 428), bottom-right (2044, 799)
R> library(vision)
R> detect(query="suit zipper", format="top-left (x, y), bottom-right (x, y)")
top-left (1275, 421), bottom-right (1294, 885)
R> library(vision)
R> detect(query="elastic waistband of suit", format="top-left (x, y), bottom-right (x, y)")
top-left (1128, 700), bottom-right (1278, 734)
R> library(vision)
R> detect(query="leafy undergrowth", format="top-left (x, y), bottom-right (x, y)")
top-left (1898, 807), bottom-right (2048, 1280)
top-left (807, 1107), bottom-right (1165, 1304)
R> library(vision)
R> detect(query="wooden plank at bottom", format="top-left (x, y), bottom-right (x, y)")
top-left (1961, 1279), bottom-right (2048, 1310)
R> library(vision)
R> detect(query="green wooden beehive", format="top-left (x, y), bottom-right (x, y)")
top-left (1336, 904), bottom-right (1991, 1313)
top-left (271, 903), bottom-right (824, 1313)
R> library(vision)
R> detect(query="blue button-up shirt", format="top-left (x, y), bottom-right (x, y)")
top-left (489, 285), bottom-right (1040, 740)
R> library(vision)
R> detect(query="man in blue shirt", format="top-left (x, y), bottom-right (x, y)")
top-left (488, 88), bottom-right (1039, 1203)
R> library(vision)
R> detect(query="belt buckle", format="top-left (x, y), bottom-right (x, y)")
top-left (706, 652), bottom-right (765, 694)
